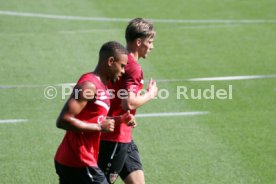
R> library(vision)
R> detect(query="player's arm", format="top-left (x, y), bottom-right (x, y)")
top-left (56, 82), bottom-right (114, 132)
top-left (108, 111), bottom-right (137, 128)
top-left (122, 78), bottom-right (158, 111)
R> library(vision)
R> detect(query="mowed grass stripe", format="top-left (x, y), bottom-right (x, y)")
top-left (1, 10), bottom-right (276, 24)
top-left (136, 117), bottom-right (260, 183)
top-left (1, 74), bottom-right (275, 89)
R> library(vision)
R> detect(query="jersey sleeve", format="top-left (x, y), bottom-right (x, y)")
top-left (121, 64), bottom-right (142, 94)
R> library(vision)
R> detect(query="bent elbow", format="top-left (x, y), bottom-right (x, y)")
top-left (56, 117), bottom-right (64, 129)
top-left (56, 120), bottom-right (61, 129)
top-left (122, 100), bottom-right (135, 111)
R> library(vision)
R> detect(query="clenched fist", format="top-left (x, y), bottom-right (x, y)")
top-left (100, 119), bottom-right (115, 132)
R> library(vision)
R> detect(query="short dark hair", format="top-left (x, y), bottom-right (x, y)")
top-left (99, 41), bottom-right (128, 61)
top-left (125, 18), bottom-right (156, 42)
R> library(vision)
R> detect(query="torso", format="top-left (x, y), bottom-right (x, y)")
top-left (55, 72), bottom-right (110, 167)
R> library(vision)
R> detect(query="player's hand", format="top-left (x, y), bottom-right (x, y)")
top-left (127, 118), bottom-right (137, 128)
top-left (147, 78), bottom-right (158, 98)
top-left (99, 119), bottom-right (115, 132)
top-left (121, 111), bottom-right (137, 128)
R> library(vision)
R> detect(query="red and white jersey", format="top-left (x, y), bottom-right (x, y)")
top-left (55, 72), bottom-right (110, 167)
top-left (101, 54), bottom-right (144, 143)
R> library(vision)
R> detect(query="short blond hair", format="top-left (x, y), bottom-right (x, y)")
top-left (125, 18), bottom-right (156, 42)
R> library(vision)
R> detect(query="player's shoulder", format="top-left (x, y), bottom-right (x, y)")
top-left (78, 72), bottom-right (94, 83)
top-left (79, 81), bottom-right (96, 89)
top-left (126, 55), bottom-right (142, 75)
top-left (127, 54), bottom-right (139, 66)
top-left (73, 81), bottom-right (96, 100)
top-left (76, 72), bottom-right (102, 92)
top-left (78, 72), bottom-right (102, 85)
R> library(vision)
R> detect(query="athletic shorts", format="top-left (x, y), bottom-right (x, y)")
top-left (55, 161), bottom-right (108, 184)
top-left (98, 140), bottom-right (143, 184)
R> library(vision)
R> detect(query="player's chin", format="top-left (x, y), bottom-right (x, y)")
top-left (110, 76), bottom-right (117, 83)
top-left (112, 75), bottom-right (121, 82)
top-left (144, 52), bottom-right (151, 58)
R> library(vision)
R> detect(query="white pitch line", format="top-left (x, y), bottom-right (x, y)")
top-left (136, 111), bottom-right (209, 118)
top-left (0, 10), bottom-right (129, 22)
top-left (1, 10), bottom-right (276, 24)
top-left (156, 74), bottom-right (276, 83)
top-left (0, 83), bottom-right (75, 89)
top-left (186, 75), bottom-right (276, 82)
top-left (0, 119), bottom-right (28, 124)
top-left (0, 75), bottom-right (275, 89)
top-left (0, 84), bottom-right (58, 89)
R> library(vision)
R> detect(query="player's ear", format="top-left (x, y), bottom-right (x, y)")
top-left (107, 56), bottom-right (115, 66)
top-left (136, 38), bottom-right (142, 47)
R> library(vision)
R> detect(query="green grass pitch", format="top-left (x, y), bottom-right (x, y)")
top-left (0, 0), bottom-right (276, 183)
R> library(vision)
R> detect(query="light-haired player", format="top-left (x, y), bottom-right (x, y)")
top-left (99, 18), bottom-right (158, 184)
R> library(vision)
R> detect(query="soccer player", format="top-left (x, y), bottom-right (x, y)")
top-left (54, 41), bottom-right (134, 184)
top-left (98, 18), bottom-right (158, 184)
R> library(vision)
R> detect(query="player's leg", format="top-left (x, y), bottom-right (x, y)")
top-left (55, 161), bottom-right (79, 184)
top-left (98, 141), bottom-right (129, 184)
top-left (119, 140), bottom-right (145, 184)
top-left (123, 170), bottom-right (145, 184)
top-left (55, 161), bottom-right (108, 184)
top-left (87, 166), bottom-right (109, 184)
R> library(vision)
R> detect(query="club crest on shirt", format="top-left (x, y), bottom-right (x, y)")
top-left (97, 115), bottom-right (105, 124)
top-left (109, 173), bottom-right (118, 184)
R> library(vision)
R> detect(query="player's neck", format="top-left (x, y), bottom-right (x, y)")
top-left (127, 45), bottom-right (139, 61)
top-left (92, 69), bottom-right (107, 85)
top-left (129, 52), bottom-right (139, 61)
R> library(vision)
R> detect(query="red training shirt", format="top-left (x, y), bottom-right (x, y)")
top-left (101, 54), bottom-right (144, 143)
top-left (55, 72), bottom-right (110, 167)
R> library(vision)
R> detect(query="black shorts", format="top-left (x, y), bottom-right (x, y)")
top-left (98, 140), bottom-right (143, 184)
top-left (55, 161), bottom-right (108, 184)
